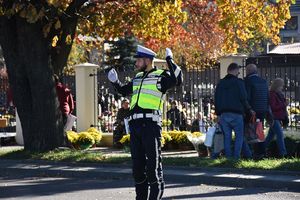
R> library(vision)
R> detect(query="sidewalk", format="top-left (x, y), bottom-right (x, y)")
top-left (1, 157), bottom-right (299, 192)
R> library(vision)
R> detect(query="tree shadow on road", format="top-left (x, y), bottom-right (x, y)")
top-left (0, 176), bottom-right (133, 199)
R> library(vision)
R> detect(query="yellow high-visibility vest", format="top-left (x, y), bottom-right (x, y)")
top-left (130, 69), bottom-right (164, 111)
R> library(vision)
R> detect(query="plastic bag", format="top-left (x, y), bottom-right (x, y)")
top-left (204, 126), bottom-right (216, 147)
top-left (245, 116), bottom-right (265, 144)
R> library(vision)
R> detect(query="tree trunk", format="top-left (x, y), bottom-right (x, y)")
top-left (0, 17), bottom-right (64, 152)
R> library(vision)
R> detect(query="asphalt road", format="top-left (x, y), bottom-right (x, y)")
top-left (1, 174), bottom-right (299, 200)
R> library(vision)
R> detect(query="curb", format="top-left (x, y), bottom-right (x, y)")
top-left (1, 159), bottom-right (300, 192)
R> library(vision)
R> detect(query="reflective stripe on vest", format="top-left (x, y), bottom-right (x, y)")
top-left (130, 69), bottom-right (164, 111)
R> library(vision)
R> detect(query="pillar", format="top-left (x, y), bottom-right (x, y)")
top-left (74, 63), bottom-right (99, 132)
top-left (219, 54), bottom-right (248, 79)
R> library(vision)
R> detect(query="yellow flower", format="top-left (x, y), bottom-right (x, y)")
top-left (89, 132), bottom-right (102, 144)
top-left (66, 131), bottom-right (78, 144)
top-left (77, 132), bottom-right (95, 146)
top-left (168, 131), bottom-right (190, 144)
top-left (191, 132), bottom-right (204, 137)
top-left (86, 127), bottom-right (102, 143)
top-left (120, 134), bottom-right (130, 144)
top-left (162, 132), bottom-right (172, 143)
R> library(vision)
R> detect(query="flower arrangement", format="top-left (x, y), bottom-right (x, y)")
top-left (66, 128), bottom-right (103, 150)
top-left (66, 131), bottom-right (78, 144)
top-left (119, 131), bottom-right (206, 150)
top-left (161, 131), bottom-right (172, 147)
top-left (120, 132), bottom-right (172, 148)
top-left (186, 132), bottom-right (206, 155)
top-left (190, 132), bottom-right (204, 137)
top-left (87, 127), bottom-right (102, 144)
top-left (289, 107), bottom-right (300, 114)
top-left (77, 132), bottom-right (95, 149)
top-left (162, 131), bottom-right (172, 143)
top-left (168, 130), bottom-right (190, 144)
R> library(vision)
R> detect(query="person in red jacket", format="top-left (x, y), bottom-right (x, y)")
top-left (264, 78), bottom-right (288, 157)
top-left (54, 75), bottom-right (74, 126)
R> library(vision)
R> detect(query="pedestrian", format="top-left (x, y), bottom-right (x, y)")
top-left (167, 100), bottom-right (183, 130)
top-left (113, 98), bottom-right (130, 148)
top-left (244, 64), bottom-right (272, 159)
top-left (54, 75), bottom-right (74, 127)
top-left (214, 63), bottom-right (254, 159)
top-left (191, 112), bottom-right (207, 133)
top-left (107, 45), bottom-right (182, 200)
top-left (264, 78), bottom-right (288, 158)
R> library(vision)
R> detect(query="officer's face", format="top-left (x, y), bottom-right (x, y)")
top-left (135, 58), bottom-right (148, 72)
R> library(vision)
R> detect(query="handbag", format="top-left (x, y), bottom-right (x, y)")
top-left (244, 115), bottom-right (264, 144)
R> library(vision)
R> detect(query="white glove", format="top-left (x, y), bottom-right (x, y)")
top-left (166, 48), bottom-right (173, 59)
top-left (108, 68), bottom-right (118, 83)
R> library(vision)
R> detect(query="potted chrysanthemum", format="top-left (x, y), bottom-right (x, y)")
top-left (76, 132), bottom-right (95, 150)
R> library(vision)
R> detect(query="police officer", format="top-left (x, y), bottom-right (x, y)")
top-left (107, 45), bottom-right (182, 200)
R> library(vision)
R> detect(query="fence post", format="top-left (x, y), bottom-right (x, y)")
top-left (74, 63), bottom-right (99, 132)
top-left (219, 54), bottom-right (248, 78)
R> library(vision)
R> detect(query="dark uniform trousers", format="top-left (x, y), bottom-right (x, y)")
top-left (129, 118), bottom-right (164, 200)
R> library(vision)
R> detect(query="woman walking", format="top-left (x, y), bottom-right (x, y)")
top-left (264, 78), bottom-right (288, 157)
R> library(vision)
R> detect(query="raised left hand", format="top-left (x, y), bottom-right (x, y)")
top-left (166, 48), bottom-right (173, 59)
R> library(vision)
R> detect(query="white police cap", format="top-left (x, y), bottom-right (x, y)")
top-left (134, 45), bottom-right (156, 59)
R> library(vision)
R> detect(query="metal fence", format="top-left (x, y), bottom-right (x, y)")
top-left (1, 54), bottom-right (299, 133)
top-left (60, 65), bottom-right (220, 132)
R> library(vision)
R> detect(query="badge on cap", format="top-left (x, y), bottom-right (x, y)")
top-left (134, 45), bottom-right (157, 59)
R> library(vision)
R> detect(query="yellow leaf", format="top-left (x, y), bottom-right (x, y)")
top-left (52, 36), bottom-right (59, 47)
top-left (65, 34), bottom-right (72, 45)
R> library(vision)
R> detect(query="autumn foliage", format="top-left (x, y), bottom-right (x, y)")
top-left (0, 0), bottom-right (294, 70)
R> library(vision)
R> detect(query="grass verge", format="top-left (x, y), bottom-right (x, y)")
top-left (0, 148), bottom-right (299, 172)
top-left (0, 149), bottom-right (131, 164)
top-left (163, 157), bottom-right (300, 171)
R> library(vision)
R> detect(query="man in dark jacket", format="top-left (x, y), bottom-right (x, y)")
top-left (215, 63), bottom-right (253, 159)
top-left (167, 100), bottom-right (186, 130)
top-left (244, 64), bottom-right (271, 159)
